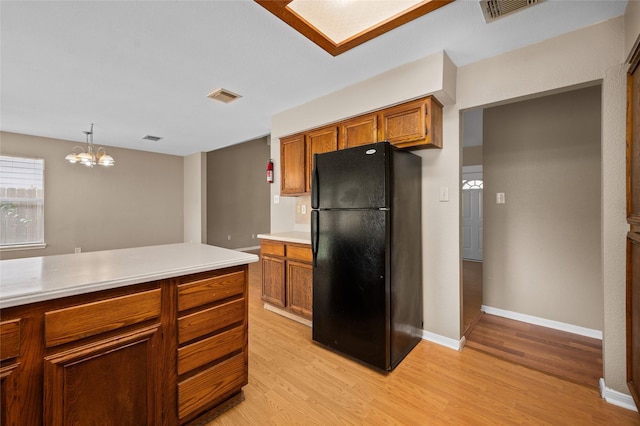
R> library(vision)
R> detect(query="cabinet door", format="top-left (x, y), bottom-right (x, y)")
top-left (287, 260), bottom-right (313, 319)
top-left (44, 324), bottom-right (162, 426)
top-left (339, 113), bottom-right (378, 150)
top-left (306, 125), bottom-right (338, 192)
top-left (262, 255), bottom-right (286, 307)
top-left (380, 96), bottom-right (442, 149)
top-left (0, 363), bottom-right (19, 426)
top-left (0, 319), bottom-right (20, 426)
top-left (280, 133), bottom-right (306, 195)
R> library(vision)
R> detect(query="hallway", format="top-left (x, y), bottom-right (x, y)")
top-left (463, 261), bottom-right (603, 389)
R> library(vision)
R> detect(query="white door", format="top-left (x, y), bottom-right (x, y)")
top-left (462, 166), bottom-right (483, 261)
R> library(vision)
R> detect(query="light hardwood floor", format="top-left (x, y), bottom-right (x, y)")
top-left (462, 260), bottom-right (483, 335)
top-left (466, 313), bottom-right (602, 389)
top-left (208, 257), bottom-right (639, 425)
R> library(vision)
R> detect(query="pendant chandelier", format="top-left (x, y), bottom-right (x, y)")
top-left (65, 124), bottom-right (115, 167)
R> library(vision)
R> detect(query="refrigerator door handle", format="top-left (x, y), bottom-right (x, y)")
top-left (311, 153), bottom-right (319, 209)
top-left (311, 209), bottom-right (319, 267)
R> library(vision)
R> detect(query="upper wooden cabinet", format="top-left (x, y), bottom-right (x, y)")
top-left (280, 133), bottom-right (306, 196)
top-left (279, 95), bottom-right (443, 196)
top-left (381, 96), bottom-right (443, 149)
top-left (339, 113), bottom-right (379, 150)
top-left (306, 125), bottom-right (338, 193)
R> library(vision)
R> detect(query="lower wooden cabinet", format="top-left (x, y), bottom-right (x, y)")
top-left (262, 255), bottom-right (286, 307)
top-left (287, 260), bottom-right (313, 318)
top-left (176, 268), bottom-right (248, 424)
top-left (0, 265), bottom-right (249, 425)
top-left (0, 319), bottom-right (20, 426)
top-left (44, 325), bottom-right (162, 426)
top-left (261, 240), bottom-right (312, 320)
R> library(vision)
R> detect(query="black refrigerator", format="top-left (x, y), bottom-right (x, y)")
top-left (311, 141), bottom-right (423, 371)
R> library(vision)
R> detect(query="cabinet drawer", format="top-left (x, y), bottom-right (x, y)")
top-left (177, 325), bottom-right (244, 375)
top-left (178, 353), bottom-right (246, 421)
top-left (45, 289), bottom-right (161, 347)
top-left (0, 319), bottom-right (20, 361)
top-left (178, 298), bottom-right (245, 345)
top-left (286, 244), bottom-right (312, 263)
top-left (178, 270), bottom-right (245, 312)
top-left (261, 240), bottom-right (285, 257)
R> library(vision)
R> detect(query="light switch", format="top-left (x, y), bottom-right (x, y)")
top-left (439, 187), bottom-right (449, 202)
top-left (496, 192), bottom-right (505, 204)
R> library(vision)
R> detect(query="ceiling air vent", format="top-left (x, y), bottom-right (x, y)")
top-left (207, 88), bottom-right (242, 104)
top-left (142, 135), bottom-right (163, 142)
top-left (480, 0), bottom-right (544, 23)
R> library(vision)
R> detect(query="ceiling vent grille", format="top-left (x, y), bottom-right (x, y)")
top-left (142, 135), bottom-right (163, 142)
top-left (480, 0), bottom-right (544, 23)
top-left (207, 88), bottom-right (242, 104)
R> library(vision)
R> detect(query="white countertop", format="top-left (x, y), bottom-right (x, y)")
top-left (257, 231), bottom-right (311, 245)
top-left (0, 243), bottom-right (258, 309)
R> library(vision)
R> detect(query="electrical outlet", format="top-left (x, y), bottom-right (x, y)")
top-left (227, 235), bottom-right (231, 240)
top-left (301, 205), bottom-right (307, 214)
top-left (274, 195), bottom-right (280, 204)
top-left (74, 247), bottom-right (81, 254)
top-left (496, 193), bottom-right (506, 204)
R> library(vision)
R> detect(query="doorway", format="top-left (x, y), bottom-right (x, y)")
top-left (461, 110), bottom-right (484, 335)
top-left (461, 86), bottom-right (603, 388)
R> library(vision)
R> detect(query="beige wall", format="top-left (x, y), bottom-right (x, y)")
top-left (483, 85), bottom-right (602, 330)
top-left (184, 152), bottom-right (207, 243)
top-left (462, 146), bottom-right (482, 167)
top-left (206, 137), bottom-right (270, 249)
top-left (0, 131), bottom-right (184, 259)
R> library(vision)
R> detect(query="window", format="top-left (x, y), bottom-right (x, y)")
top-left (462, 179), bottom-right (483, 190)
top-left (0, 155), bottom-right (45, 249)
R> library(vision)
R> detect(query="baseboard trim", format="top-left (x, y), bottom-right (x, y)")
top-left (263, 303), bottom-right (312, 327)
top-left (481, 305), bottom-right (603, 340)
top-left (600, 378), bottom-right (639, 412)
top-left (237, 245), bottom-right (260, 252)
top-left (421, 330), bottom-right (465, 351)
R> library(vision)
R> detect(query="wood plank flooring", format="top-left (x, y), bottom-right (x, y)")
top-left (206, 256), bottom-right (639, 425)
top-left (462, 260), bottom-right (483, 334)
top-left (465, 313), bottom-right (603, 389)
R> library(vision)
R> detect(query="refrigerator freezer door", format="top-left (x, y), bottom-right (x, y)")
top-left (312, 208), bottom-right (390, 370)
top-left (312, 143), bottom-right (389, 210)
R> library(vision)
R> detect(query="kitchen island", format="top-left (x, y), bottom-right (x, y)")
top-left (0, 243), bottom-right (258, 425)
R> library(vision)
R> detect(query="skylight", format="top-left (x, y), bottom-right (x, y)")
top-left (255, 0), bottom-right (453, 56)
top-left (287, 0), bottom-right (424, 44)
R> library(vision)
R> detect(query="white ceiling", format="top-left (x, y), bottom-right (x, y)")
top-left (0, 0), bottom-right (627, 157)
